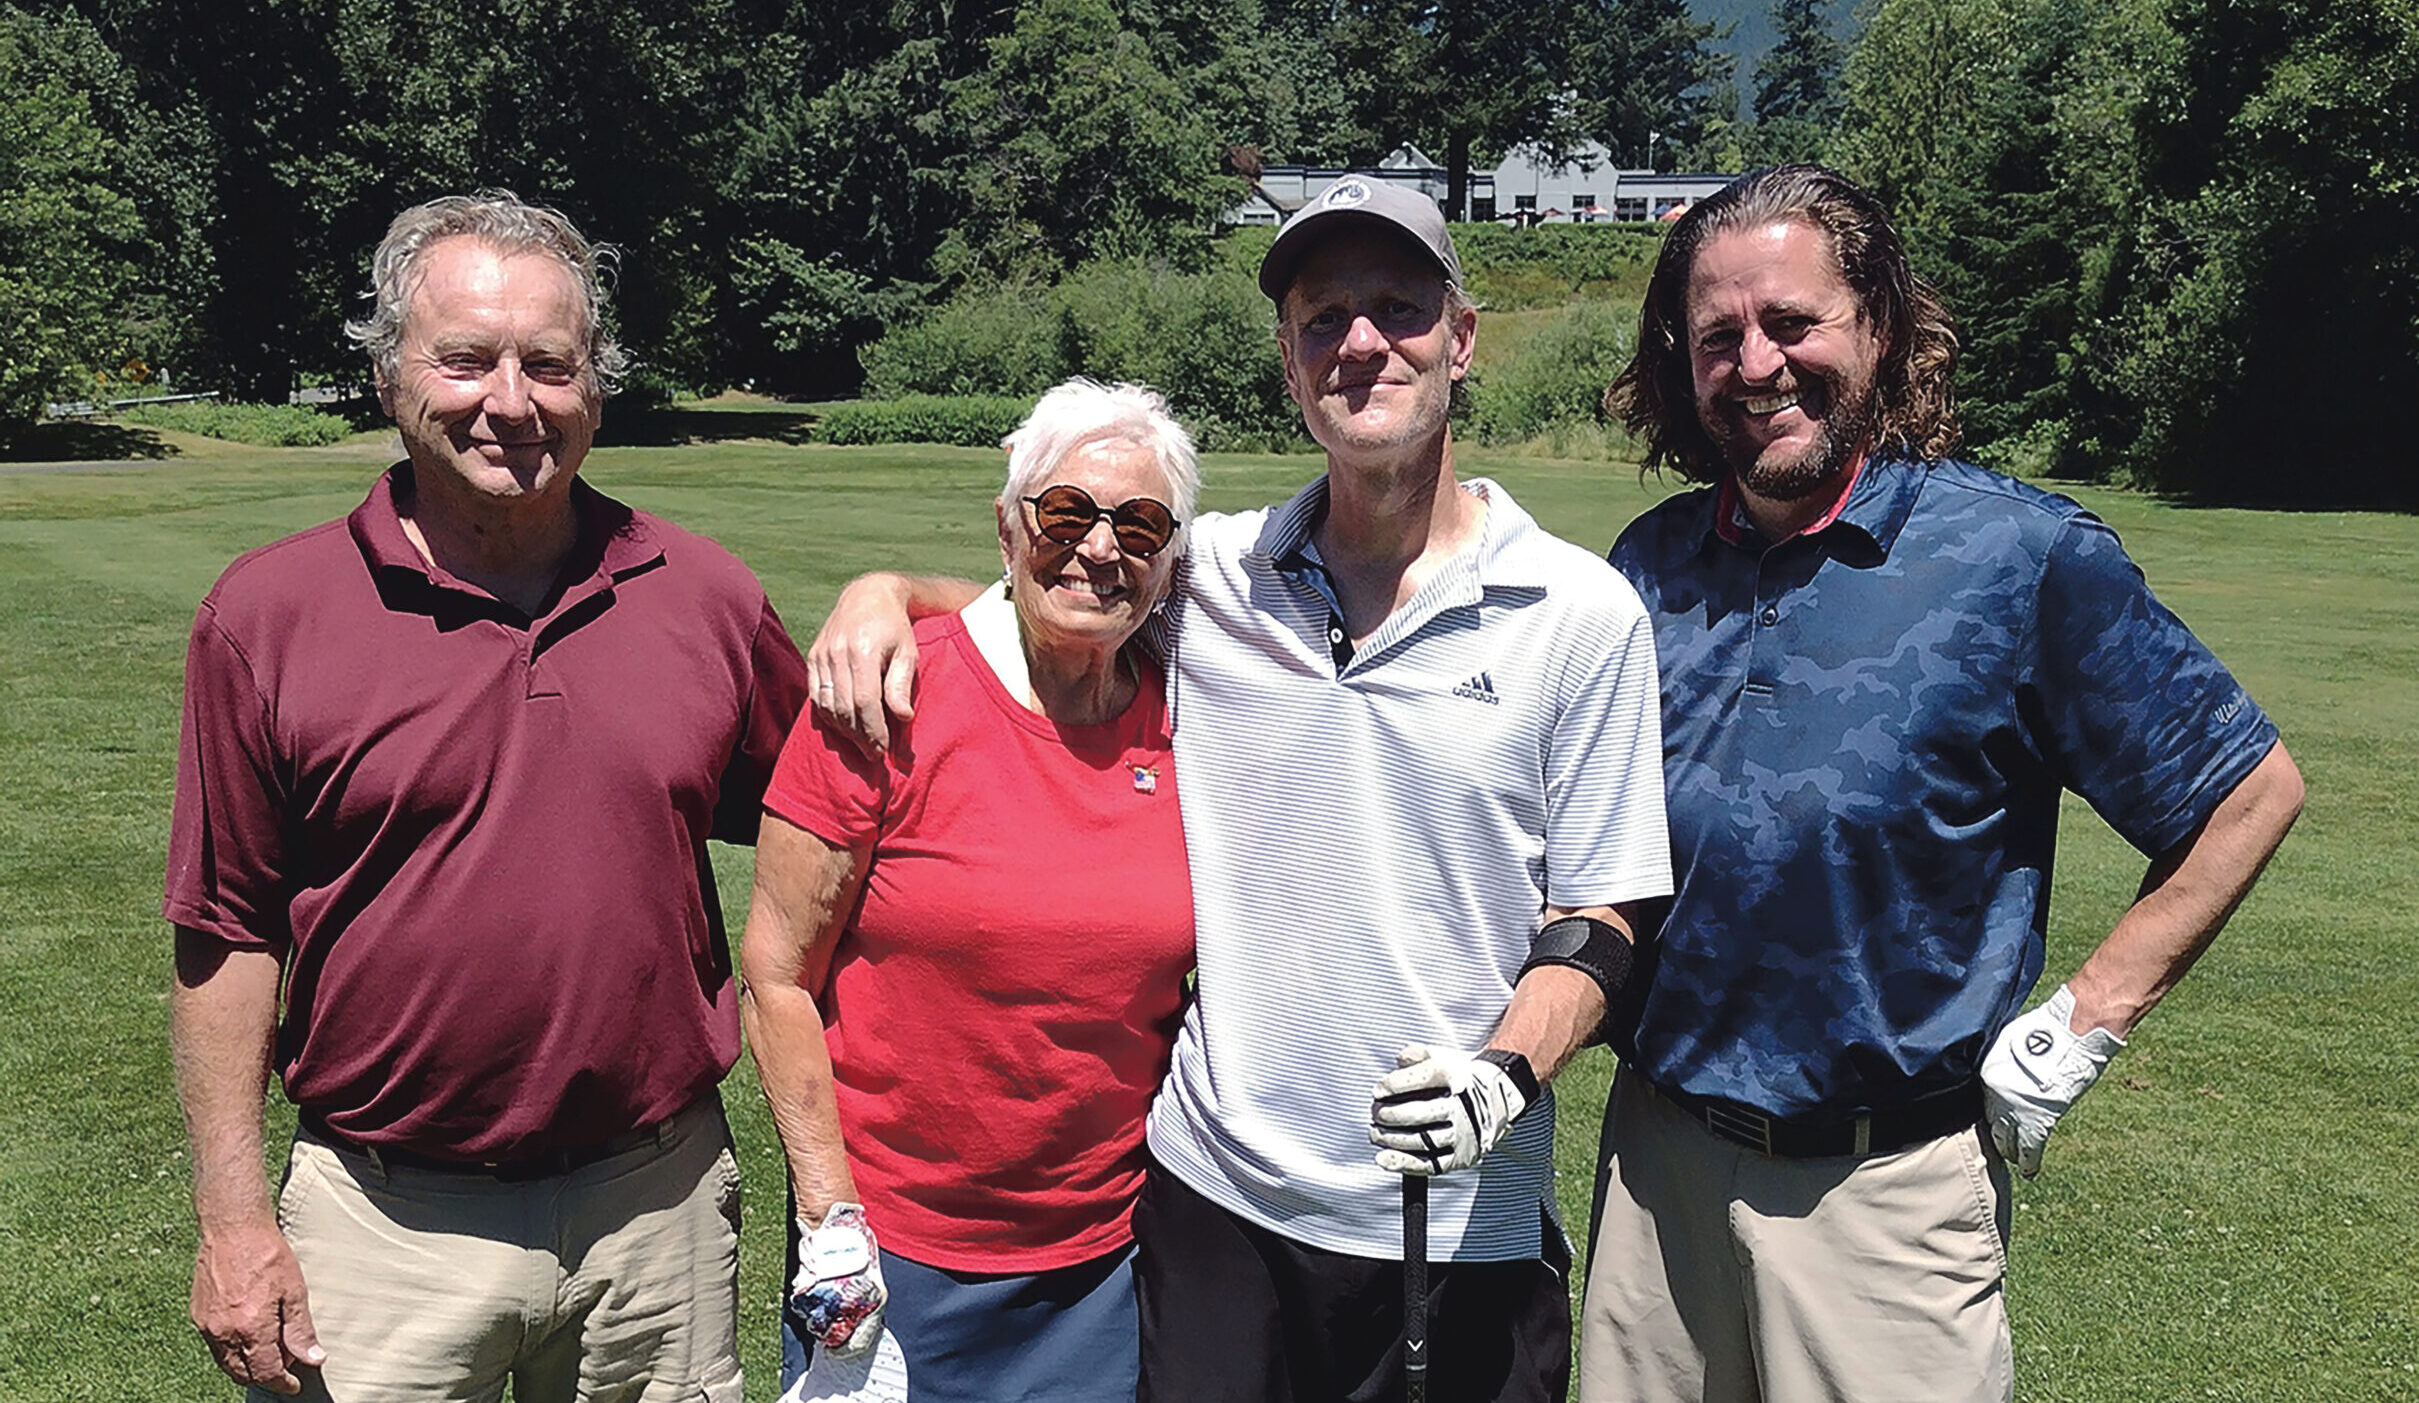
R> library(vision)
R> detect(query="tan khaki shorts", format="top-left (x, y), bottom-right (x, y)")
top-left (1579, 1071), bottom-right (2013, 1403)
top-left (262, 1098), bottom-right (744, 1403)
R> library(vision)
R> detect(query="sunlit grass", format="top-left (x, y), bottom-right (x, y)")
top-left (2, 433), bottom-right (2409, 1400)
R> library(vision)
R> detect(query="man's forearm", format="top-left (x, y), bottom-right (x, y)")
top-left (2067, 741), bottom-right (2305, 1036)
top-left (869, 572), bottom-right (983, 620)
top-left (1487, 903), bottom-right (1642, 1083)
top-left (170, 930), bottom-right (282, 1230)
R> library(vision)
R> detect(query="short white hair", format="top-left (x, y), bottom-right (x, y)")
top-left (1000, 379), bottom-right (1200, 553)
top-left (345, 189), bottom-right (627, 394)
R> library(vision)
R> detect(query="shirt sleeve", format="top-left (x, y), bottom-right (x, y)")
top-left (161, 602), bottom-right (292, 950)
top-left (1544, 583), bottom-right (1677, 910)
top-left (712, 594), bottom-right (814, 845)
top-left (761, 700), bottom-right (893, 851)
top-left (2029, 511), bottom-right (2279, 856)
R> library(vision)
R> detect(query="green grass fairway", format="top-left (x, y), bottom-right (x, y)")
top-left (3, 433), bottom-right (2413, 1400)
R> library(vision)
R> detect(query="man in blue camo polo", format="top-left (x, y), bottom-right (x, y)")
top-left (1577, 164), bottom-right (2306, 1403)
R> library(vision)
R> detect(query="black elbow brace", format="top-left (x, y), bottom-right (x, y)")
top-left (1521, 915), bottom-right (1636, 1042)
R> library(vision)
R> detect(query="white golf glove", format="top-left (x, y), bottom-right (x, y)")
top-left (1369, 1044), bottom-right (1531, 1176)
top-left (789, 1202), bottom-right (887, 1356)
top-left (1981, 984), bottom-right (2126, 1178)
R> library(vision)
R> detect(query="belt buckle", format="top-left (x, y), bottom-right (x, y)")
top-left (1704, 1102), bottom-right (1775, 1155)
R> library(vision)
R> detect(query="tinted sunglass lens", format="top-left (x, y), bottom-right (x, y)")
top-left (1032, 486), bottom-right (1103, 542)
top-left (1112, 501), bottom-right (1176, 555)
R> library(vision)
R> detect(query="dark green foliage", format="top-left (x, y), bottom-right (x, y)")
top-left (1836, 0), bottom-right (2110, 464)
top-left (115, 400), bottom-right (353, 447)
top-left (1053, 260), bottom-right (1296, 449)
top-left (1323, 0), bottom-right (1588, 215)
top-left (0, 7), bottom-right (147, 430)
top-left (859, 259), bottom-right (1298, 451)
top-left (1836, 0), bottom-right (2419, 505)
top-left (815, 395), bottom-right (1035, 449)
top-left (1569, 0), bottom-right (1737, 173)
top-left (1465, 302), bottom-right (1636, 444)
top-left (859, 285), bottom-right (1071, 403)
top-left (2079, 0), bottom-right (2419, 506)
top-left (940, 0), bottom-right (1243, 284)
top-left (1746, 0), bottom-right (1844, 164)
top-left (1753, 0), bottom-right (1844, 126)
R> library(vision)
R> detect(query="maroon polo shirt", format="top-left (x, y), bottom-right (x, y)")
top-left (165, 464), bottom-right (809, 1160)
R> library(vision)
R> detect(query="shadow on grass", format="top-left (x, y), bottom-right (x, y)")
top-left (599, 402), bottom-right (821, 448)
top-left (0, 420), bottom-right (179, 463)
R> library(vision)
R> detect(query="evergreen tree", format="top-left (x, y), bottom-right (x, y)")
top-left (1749, 0), bottom-right (1844, 163)
top-left (1570, 0), bottom-right (1735, 173)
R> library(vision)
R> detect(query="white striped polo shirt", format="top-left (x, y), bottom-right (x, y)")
top-left (1145, 475), bottom-right (1673, 1261)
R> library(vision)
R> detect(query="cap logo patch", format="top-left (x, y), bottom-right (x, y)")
top-left (1324, 178), bottom-right (1372, 209)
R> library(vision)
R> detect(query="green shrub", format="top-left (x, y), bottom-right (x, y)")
top-left (1452, 223), bottom-right (1666, 310)
top-left (116, 400), bottom-right (355, 447)
top-left (1466, 302), bottom-right (1637, 446)
top-left (1052, 260), bottom-right (1297, 451)
top-left (858, 284), bottom-right (1069, 401)
top-left (816, 394), bottom-right (1032, 448)
top-left (857, 259), bottom-right (1301, 451)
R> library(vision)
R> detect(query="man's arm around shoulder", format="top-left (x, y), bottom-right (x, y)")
top-left (807, 573), bottom-right (984, 753)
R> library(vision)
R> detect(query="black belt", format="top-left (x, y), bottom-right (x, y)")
top-left (299, 1111), bottom-right (675, 1183)
top-left (1647, 1079), bottom-right (1983, 1159)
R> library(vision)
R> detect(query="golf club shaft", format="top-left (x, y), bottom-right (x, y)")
top-left (1403, 1173), bottom-right (1428, 1403)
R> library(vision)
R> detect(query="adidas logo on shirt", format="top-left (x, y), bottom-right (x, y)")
top-left (1453, 672), bottom-right (1501, 705)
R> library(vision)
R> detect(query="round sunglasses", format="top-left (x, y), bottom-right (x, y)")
top-left (1020, 484), bottom-right (1179, 557)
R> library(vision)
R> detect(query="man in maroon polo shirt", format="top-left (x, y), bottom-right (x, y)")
top-left (164, 191), bottom-right (808, 1402)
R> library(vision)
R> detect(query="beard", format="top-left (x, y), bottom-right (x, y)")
top-left (1707, 372), bottom-right (1880, 502)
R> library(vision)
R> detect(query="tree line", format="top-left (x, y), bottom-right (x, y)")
top-left (3, 0), bottom-right (2413, 506)
top-left (0, 0), bottom-right (1732, 410)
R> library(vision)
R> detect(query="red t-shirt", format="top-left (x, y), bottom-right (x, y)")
top-left (764, 614), bottom-right (1194, 1272)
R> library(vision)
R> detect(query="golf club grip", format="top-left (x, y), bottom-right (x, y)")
top-left (1403, 1174), bottom-right (1428, 1403)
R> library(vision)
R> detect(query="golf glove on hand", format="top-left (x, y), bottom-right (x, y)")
top-left (1982, 984), bottom-right (2125, 1178)
top-left (790, 1203), bottom-right (887, 1356)
top-left (1370, 1044), bottom-right (1531, 1176)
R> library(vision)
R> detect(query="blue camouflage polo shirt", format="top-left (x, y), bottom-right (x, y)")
top-left (1608, 455), bottom-right (2278, 1120)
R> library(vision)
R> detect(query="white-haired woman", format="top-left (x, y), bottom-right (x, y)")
top-left (742, 379), bottom-right (1200, 1402)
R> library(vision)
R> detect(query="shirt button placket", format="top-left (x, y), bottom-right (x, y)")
top-left (1746, 559), bottom-right (1782, 696)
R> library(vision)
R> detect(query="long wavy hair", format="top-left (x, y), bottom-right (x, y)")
top-left (1607, 164), bottom-right (1960, 483)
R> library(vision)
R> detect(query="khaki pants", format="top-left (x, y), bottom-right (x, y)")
top-left (262, 1098), bottom-right (744, 1403)
top-left (1579, 1072), bottom-right (2013, 1403)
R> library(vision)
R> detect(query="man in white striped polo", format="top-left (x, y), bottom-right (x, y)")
top-left (809, 179), bottom-right (1673, 1402)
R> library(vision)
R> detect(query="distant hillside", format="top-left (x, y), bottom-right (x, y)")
top-left (1690, 0), bottom-right (1864, 119)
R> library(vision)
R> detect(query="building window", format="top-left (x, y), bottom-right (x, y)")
top-left (1471, 197), bottom-right (1497, 222)
top-left (1615, 197), bottom-right (1648, 222)
top-left (1574, 193), bottom-right (1597, 223)
top-left (1514, 194), bottom-right (1536, 210)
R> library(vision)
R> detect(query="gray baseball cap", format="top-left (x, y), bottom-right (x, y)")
top-left (1257, 177), bottom-right (1466, 303)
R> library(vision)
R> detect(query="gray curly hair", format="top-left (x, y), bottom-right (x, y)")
top-left (344, 189), bottom-right (628, 394)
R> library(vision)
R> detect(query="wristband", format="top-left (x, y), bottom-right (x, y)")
top-left (1474, 1048), bottom-right (1540, 1104)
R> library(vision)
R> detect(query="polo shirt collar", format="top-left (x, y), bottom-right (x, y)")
top-left (1246, 471), bottom-right (1555, 596)
top-left (1703, 452), bottom-right (1924, 560)
top-left (348, 462), bottom-right (664, 610)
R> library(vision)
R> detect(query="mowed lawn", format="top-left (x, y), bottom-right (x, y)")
top-left (2, 429), bottom-right (2413, 1401)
